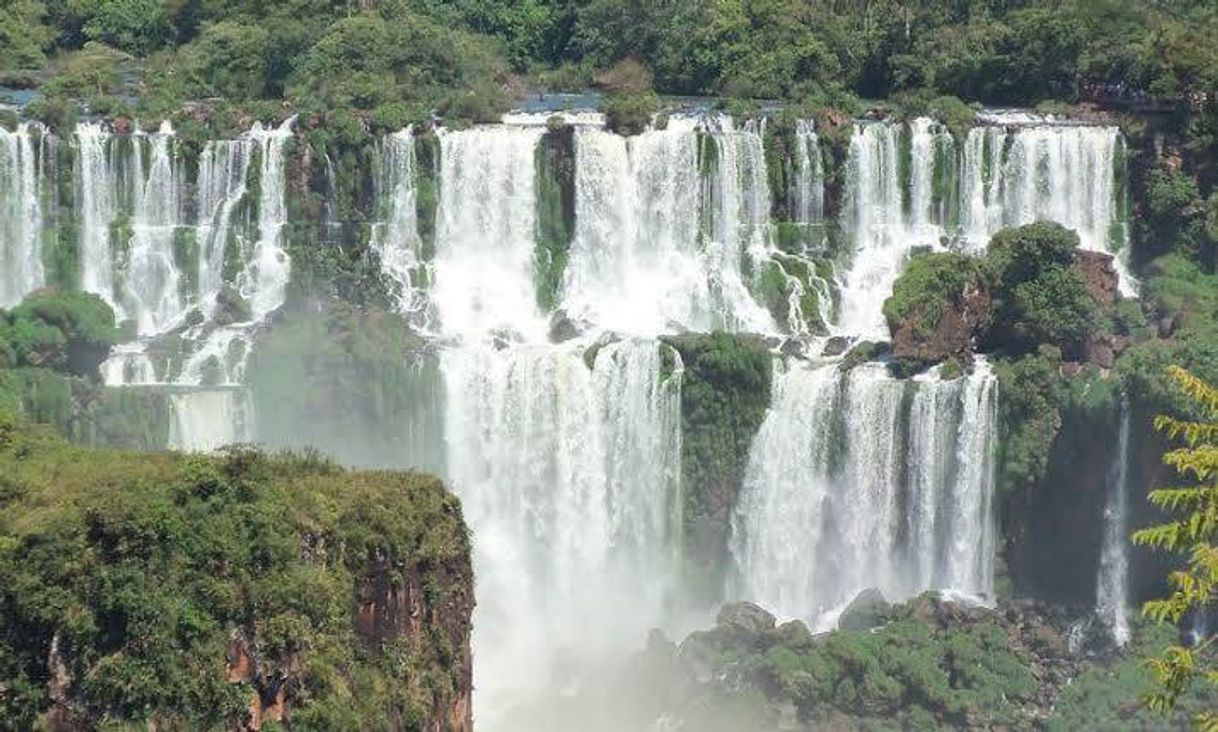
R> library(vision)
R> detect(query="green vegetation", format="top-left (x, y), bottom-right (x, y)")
top-left (883, 251), bottom-right (981, 337)
top-left (662, 333), bottom-right (771, 577)
top-left (3, 1), bottom-right (1215, 139)
top-left (534, 123), bottom-right (575, 309)
top-left (0, 415), bottom-right (471, 730)
top-left (0, 290), bottom-right (120, 379)
top-left (984, 222), bottom-right (1100, 356)
top-left (1050, 623), bottom-right (1218, 731)
top-left (631, 595), bottom-right (1061, 731)
top-left (1133, 367), bottom-right (1218, 728)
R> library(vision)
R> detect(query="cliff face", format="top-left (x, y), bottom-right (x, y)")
top-left (0, 419), bottom-right (473, 731)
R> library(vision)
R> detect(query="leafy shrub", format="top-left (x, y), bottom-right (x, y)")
top-left (0, 291), bottom-right (120, 378)
top-left (884, 251), bottom-right (983, 336)
top-left (602, 89), bottom-right (659, 136)
top-left (983, 222), bottom-right (1099, 356)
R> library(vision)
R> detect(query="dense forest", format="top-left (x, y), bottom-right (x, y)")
top-left (1, 1), bottom-right (1216, 127)
top-left (4, 1), bottom-right (1218, 730)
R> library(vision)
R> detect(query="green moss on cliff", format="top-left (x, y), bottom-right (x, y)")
top-left (534, 123), bottom-right (575, 311)
top-left (662, 333), bottom-right (772, 583)
top-left (0, 417), bottom-right (472, 730)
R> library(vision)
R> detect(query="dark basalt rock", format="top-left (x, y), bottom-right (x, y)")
top-left (822, 335), bottom-right (851, 357)
top-left (716, 601), bottom-right (777, 634)
top-left (838, 587), bottom-right (890, 631)
top-left (890, 278), bottom-right (991, 366)
top-left (548, 309), bottom-right (586, 343)
top-left (214, 285), bottom-right (253, 326)
top-left (1073, 249), bottom-right (1119, 306)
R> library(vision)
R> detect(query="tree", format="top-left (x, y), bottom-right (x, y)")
top-left (1135, 366), bottom-right (1218, 730)
top-left (983, 222), bottom-right (1099, 356)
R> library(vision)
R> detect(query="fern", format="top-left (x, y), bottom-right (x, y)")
top-left (1140, 367), bottom-right (1218, 726)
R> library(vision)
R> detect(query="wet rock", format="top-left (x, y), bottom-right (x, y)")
top-left (822, 336), bottom-right (851, 357)
top-left (548, 309), bottom-right (585, 343)
top-left (111, 116), bottom-right (133, 135)
top-left (890, 279), bottom-right (991, 366)
top-left (717, 601), bottom-right (776, 634)
top-left (214, 285), bottom-right (253, 326)
top-left (838, 588), bottom-right (890, 631)
top-left (779, 338), bottom-right (807, 359)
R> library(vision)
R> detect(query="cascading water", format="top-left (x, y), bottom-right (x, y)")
top-left (1096, 400), bottom-right (1132, 645)
top-left (433, 125), bottom-right (547, 341)
top-left (196, 136), bottom-right (253, 318)
top-left (123, 121), bottom-right (186, 335)
top-left (791, 119), bottom-right (825, 231)
top-left (77, 122), bottom-right (119, 311)
top-left (0, 123), bottom-right (45, 307)
top-left (835, 118), bottom-right (948, 337)
top-left (729, 360), bottom-right (998, 624)
top-left (959, 120), bottom-right (1134, 291)
top-left (372, 127), bottom-right (432, 327)
top-left (440, 339), bottom-right (682, 723)
top-left (167, 388), bottom-right (254, 452)
top-left (560, 116), bottom-right (775, 335)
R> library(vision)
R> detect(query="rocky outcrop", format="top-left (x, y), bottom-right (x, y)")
top-left (355, 551), bottom-right (474, 732)
top-left (1, 431), bottom-right (474, 732)
top-left (1073, 250), bottom-right (1119, 306)
top-left (623, 595), bottom-right (1101, 731)
top-left (890, 278), bottom-right (991, 366)
top-left (837, 588), bottom-right (890, 631)
top-left (1072, 251), bottom-right (1129, 368)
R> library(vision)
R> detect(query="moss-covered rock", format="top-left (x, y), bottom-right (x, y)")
top-left (534, 123), bottom-right (575, 311)
top-left (661, 333), bottom-right (772, 592)
top-left (884, 251), bottom-right (990, 371)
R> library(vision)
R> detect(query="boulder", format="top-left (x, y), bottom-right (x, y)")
top-left (1073, 250), bottom-right (1119, 306)
top-left (716, 602), bottom-right (776, 634)
top-left (214, 286), bottom-right (253, 326)
top-left (548, 310), bottom-right (584, 343)
top-left (822, 336), bottom-right (851, 357)
top-left (838, 588), bottom-right (890, 631)
top-left (890, 279), bottom-right (991, 365)
top-left (779, 337), bottom-right (807, 359)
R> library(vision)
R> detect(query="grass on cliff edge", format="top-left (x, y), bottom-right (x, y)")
top-left (0, 415), bottom-right (470, 730)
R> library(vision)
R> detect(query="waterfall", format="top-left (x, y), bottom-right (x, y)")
top-left (836, 119), bottom-right (947, 337)
top-left (178, 118), bottom-right (294, 389)
top-left (373, 127), bottom-right (432, 327)
top-left (702, 117), bottom-right (777, 333)
top-left (0, 123), bottom-right (45, 307)
top-left (960, 122), bottom-right (1134, 291)
top-left (241, 119), bottom-right (293, 319)
top-left (560, 116), bottom-right (774, 336)
top-left (196, 136), bottom-right (253, 318)
top-left (730, 360), bottom-right (998, 623)
top-left (77, 122), bottom-right (118, 311)
top-left (440, 338), bottom-right (682, 721)
top-left (434, 125), bottom-right (546, 342)
top-left (167, 389), bottom-right (254, 451)
top-left (123, 121), bottom-right (186, 335)
top-left (792, 119), bottom-right (824, 230)
top-left (1096, 400), bottom-right (1132, 645)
